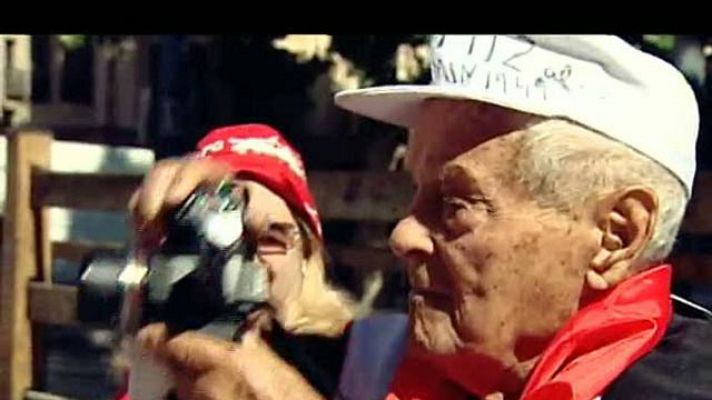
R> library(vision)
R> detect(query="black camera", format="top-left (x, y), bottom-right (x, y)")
top-left (77, 181), bottom-right (269, 340)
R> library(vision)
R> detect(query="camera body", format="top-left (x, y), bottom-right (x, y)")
top-left (77, 181), bottom-right (270, 341)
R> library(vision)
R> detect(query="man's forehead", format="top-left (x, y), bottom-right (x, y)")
top-left (418, 99), bottom-right (539, 127)
top-left (403, 100), bottom-right (540, 173)
top-left (447, 132), bottom-right (524, 171)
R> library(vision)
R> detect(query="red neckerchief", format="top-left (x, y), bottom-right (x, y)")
top-left (387, 265), bottom-right (673, 400)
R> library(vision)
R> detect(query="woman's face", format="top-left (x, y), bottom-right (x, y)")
top-left (236, 180), bottom-right (307, 316)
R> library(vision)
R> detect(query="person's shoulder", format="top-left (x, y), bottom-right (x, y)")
top-left (336, 312), bottom-right (410, 400)
top-left (605, 307), bottom-right (712, 400)
top-left (346, 312), bottom-right (410, 360)
top-left (350, 312), bottom-right (409, 332)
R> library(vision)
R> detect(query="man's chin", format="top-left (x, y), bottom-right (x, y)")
top-left (409, 300), bottom-right (462, 355)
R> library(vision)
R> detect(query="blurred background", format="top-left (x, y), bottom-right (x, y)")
top-left (0, 34), bottom-right (710, 399)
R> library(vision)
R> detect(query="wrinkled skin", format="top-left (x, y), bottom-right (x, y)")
top-left (389, 100), bottom-right (656, 398)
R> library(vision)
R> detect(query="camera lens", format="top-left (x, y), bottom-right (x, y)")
top-left (77, 251), bottom-right (128, 327)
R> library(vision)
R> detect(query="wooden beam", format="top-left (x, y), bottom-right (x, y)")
top-left (31, 171), bottom-right (414, 222)
top-left (32, 171), bottom-right (140, 212)
top-left (25, 389), bottom-right (74, 400)
top-left (52, 241), bottom-right (122, 263)
top-left (310, 171), bottom-right (412, 221)
top-left (0, 130), bottom-right (52, 400)
top-left (28, 283), bottom-right (77, 327)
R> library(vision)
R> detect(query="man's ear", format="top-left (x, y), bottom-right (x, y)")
top-left (586, 187), bottom-right (658, 291)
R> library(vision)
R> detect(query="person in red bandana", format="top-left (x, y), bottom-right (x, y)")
top-left (131, 36), bottom-right (712, 400)
top-left (120, 124), bottom-right (354, 400)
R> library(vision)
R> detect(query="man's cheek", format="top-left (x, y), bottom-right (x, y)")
top-left (441, 241), bottom-right (496, 290)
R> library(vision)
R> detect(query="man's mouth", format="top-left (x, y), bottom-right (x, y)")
top-left (410, 287), bottom-right (452, 308)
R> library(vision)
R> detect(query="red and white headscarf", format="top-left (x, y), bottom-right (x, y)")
top-left (197, 124), bottom-right (322, 238)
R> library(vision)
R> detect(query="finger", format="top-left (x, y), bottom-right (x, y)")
top-left (137, 159), bottom-right (184, 222)
top-left (163, 331), bottom-right (238, 374)
top-left (164, 159), bottom-right (234, 206)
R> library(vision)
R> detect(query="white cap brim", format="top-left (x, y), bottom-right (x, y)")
top-left (335, 84), bottom-right (562, 129)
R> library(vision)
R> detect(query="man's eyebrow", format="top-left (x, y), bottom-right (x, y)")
top-left (441, 163), bottom-right (482, 194)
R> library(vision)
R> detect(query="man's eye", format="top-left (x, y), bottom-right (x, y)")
top-left (441, 195), bottom-right (492, 236)
top-left (442, 197), bottom-right (470, 219)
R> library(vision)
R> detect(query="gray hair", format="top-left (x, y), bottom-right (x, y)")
top-left (515, 119), bottom-right (688, 267)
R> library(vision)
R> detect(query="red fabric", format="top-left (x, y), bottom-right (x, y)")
top-left (197, 124), bottom-right (322, 238)
top-left (387, 265), bottom-right (673, 400)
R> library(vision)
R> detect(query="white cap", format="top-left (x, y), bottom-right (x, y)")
top-left (335, 35), bottom-right (700, 195)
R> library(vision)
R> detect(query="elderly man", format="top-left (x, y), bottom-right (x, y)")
top-left (135, 35), bottom-right (712, 400)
